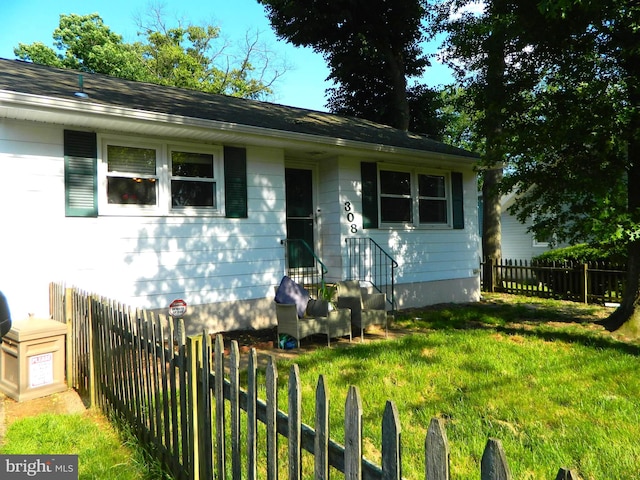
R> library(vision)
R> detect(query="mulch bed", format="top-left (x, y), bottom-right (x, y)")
top-left (214, 327), bottom-right (278, 352)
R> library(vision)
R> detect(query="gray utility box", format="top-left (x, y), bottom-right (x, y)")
top-left (0, 318), bottom-right (67, 402)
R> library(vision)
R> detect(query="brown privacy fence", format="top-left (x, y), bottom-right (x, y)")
top-left (482, 258), bottom-right (626, 304)
top-left (50, 284), bottom-right (581, 480)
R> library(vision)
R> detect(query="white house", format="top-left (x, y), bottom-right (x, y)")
top-left (500, 192), bottom-right (557, 260)
top-left (0, 59), bottom-right (481, 334)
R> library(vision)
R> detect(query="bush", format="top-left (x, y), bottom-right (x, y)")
top-left (533, 242), bottom-right (626, 264)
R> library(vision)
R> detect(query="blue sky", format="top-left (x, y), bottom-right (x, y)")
top-left (0, 0), bottom-right (453, 112)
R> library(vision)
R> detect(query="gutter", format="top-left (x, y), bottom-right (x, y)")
top-left (0, 89), bottom-right (479, 166)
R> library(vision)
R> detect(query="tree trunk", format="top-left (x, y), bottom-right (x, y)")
top-left (600, 50), bottom-right (640, 334)
top-left (601, 238), bottom-right (640, 335)
top-left (482, 168), bottom-right (503, 259)
top-left (600, 135), bottom-right (640, 334)
top-left (386, 50), bottom-right (410, 131)
top-left (480, 0), bottom-right (507, 290)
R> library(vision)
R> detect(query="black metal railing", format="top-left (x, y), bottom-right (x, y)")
top-left (281, 239), bottom-right (327, 298)
top-left (345, 237), bottom-right (398, 310)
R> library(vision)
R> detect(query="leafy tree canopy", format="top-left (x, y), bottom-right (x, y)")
top-left (497, 0), bottom-right (639, 247)
top-left (258, 0), bottom-right (442, 134)
top-left (437, 0), bottom-right (640, 331)
top-left (436, 0), bottom-right (639, 246)
top-left (14, 11), bottom-right (286, 100)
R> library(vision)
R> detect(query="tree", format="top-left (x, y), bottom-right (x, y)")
top-left (14, 14), bottom-right (146, 80)
top-left (497, 0), bottom-right (640, 334)
top-left (135, 6), bottom-right (286, 99)
top-left (14, 12), bottom-right (286, 100)
top-left (439, 86), bottom-right (484, 153)
top-left (436, 0), bottom-right (537, 281)
top-left (437, 0), bottom-right (640, 334)
top-left (258, 0), bottom-right (440, 133)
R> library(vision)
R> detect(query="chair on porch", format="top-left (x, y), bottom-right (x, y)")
top-left (336, 280), bottom-right (387, 340)
top-left (273, 276), bottom-right (351, 348)
top-left (273, 300), bottom-right (327, 347)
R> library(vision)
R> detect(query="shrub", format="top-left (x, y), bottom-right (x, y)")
top-left (533, 242), bottom-right (626, 264)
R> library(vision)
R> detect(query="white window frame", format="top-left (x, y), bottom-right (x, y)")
top-left (378, 164), bottom-right (452, 229)
top-left (531, 215), bottom-right (552, 247)
top-left (379, 167), bottom-right (414, 224)
top-left (168, 144), bottom-right (223, 215)
top-left (416, 171), bottom-right (450, 226)
top-left (532, 237), bottom-right (550, 248)
top-left (98, 135), bottom-right (223, 216)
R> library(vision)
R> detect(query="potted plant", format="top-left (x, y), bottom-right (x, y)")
top-left (318, 283), bottom-right (337, 312)
top-left (319, 283), bottom-right (352, 340)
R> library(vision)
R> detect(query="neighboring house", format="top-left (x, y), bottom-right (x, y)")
top-left (0, 59), bottom-right (480, 334)
top-left (498, 192), bottom-right (558, 261)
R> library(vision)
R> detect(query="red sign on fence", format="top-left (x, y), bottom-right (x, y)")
top-left (168, 299), bottom-right (187, 318)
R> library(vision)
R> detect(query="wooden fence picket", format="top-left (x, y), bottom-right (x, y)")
top-left (425, 417), bottom-right (449, 480)
top-left (266, 356), bottom-right (279, 480)
top-left (345, 385), bottom-right (363, 480)
top-left (481, 438), bottom-right (511, 480)
top-left (133, 314), bottom-right (146, 443)
top-left (186, 335), bottom-right (200, 480)
top-left (200, 332), bottom-right (214, 479)
top-left (149, 312), bottom-right (162, 455)
top-left (214, 333), bottom-right (226, 480)
top-left (176, 319), bottom-right (189, 478)
top-left (382, 400), bottom-right (401, 480)
top-left (230, 341), bottom-right (242, 480)
top-left (167, 317), bottom-right (181, 477)
top-left (247, 348), bottom-right (258, 480)
top-left (143, 312), bottom-right (156, 442)
top-left (555, 467), bottom-right (581, 479)
top-left (288, 364), bottom-right (302, 480)
top-left (315, 375), bottom-right (329, 480)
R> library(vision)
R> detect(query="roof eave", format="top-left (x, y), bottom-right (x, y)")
top-left (0, 89), bottom-right (479, 166)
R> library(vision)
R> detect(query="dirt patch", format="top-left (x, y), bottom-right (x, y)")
top-left (2, 389), bottom-right (86, 425)
top-left (215, 326), bottom-right (278, 352)
top-left (0, 388), bottom-right (88, 446)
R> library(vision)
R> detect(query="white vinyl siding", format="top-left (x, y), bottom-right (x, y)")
top-left (0, 120), bottom-right (284, 321)
top-left (337, 158), bottom-right (479, 286)
top-left (501, 211), bottom-right (555, 260)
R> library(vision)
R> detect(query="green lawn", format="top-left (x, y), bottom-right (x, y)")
top-left (0, 410), bottom-right (168, 480)
top-left (272, 294), bottom-right (640, 479)
top-left (3, 294), bottom-right (638, 479)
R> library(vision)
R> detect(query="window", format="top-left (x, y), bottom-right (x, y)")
top-left (170, 150), bottom-right (216, 208)
top-left (361, 162), bottom-right (464, 230)
top-left (418, 174), bottom-right (447, 224)
top-left (379, 168), bottom-right (451, 227)
top-left (100, 136), bottom-right (224, 215)
top-left (106, 145), bottom-right (158, 205)
top-left (64, 131), bottom-right (247, 218)
top-left (533, 229), bottom-right (553, 247)
top-left (380, 170), bottom-right (412, 223)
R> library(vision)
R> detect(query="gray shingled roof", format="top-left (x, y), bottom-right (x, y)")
top-left (0, 58), bottom-right (477, 158)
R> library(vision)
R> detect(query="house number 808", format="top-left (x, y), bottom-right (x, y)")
top-left (344, 202), bottom-right (358, 233)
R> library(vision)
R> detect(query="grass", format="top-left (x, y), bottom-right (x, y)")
top-left (2, 294), bottom-right (637, 479)
top-left (271, 294), bottom-right (640, 479)
top-left (0, 410), bottom-right (168, 480)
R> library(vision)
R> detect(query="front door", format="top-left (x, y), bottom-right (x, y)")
top-left (285, 168), bottom-right (314, 268)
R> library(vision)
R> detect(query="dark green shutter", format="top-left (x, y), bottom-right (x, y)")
top-left (224, 146), bottom-right (248, 218)
top-left (64, 130), bottom-right (97, 217)
top-left (361, 162), bottom-right (378, 229)
top-left (452, 171), bottom-right (464, 229)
